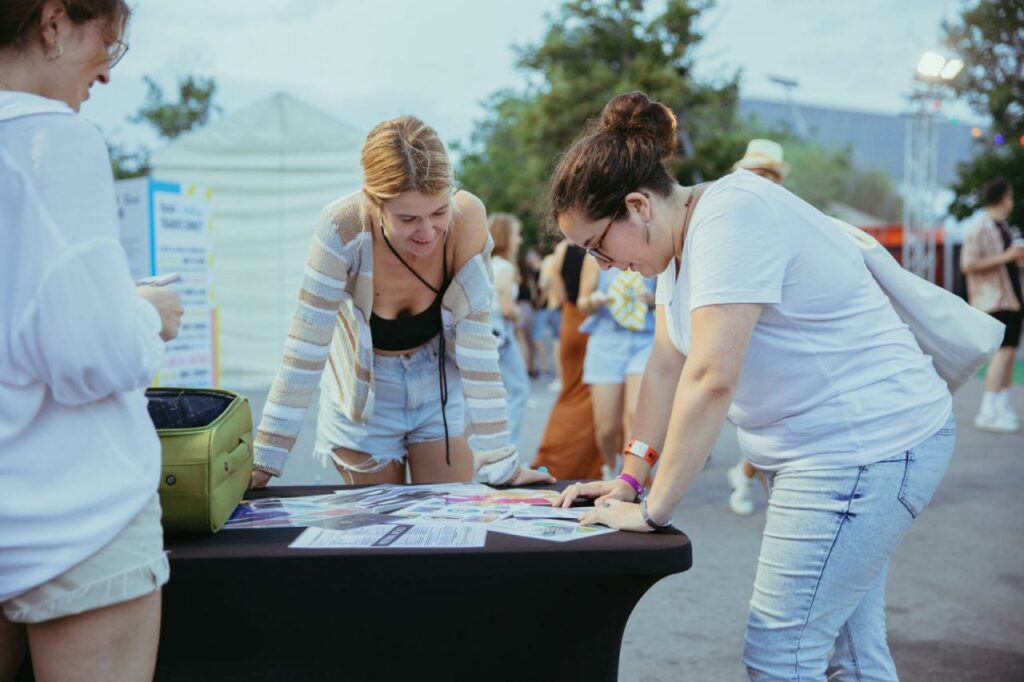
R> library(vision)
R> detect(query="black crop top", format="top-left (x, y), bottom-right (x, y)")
top-left (370, 290), bottom-right (445, 351)
top-left (370, 231), bottom-right (451, 351)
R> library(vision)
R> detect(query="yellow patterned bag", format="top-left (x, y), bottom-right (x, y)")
top-left (607, 271), bottom-right (651, 331)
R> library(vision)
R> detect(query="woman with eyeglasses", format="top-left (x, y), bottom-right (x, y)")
top-left (554, 92), bottom-right (954, 680)
top-left (250, 116), bottom-right (554, 491)
top-left (1, 1), bottom-right (182, 679)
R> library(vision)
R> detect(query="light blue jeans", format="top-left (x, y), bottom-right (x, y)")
top-left (744, 415), bottom-right (956, 681)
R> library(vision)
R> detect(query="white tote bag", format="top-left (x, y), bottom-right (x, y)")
top-left (833, 219), bottom-right (1005, 393)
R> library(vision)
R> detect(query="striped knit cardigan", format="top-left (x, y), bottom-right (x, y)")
top-left (253, 193), bottom-right (518, 484)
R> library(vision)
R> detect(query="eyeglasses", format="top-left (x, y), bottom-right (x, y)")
top-left (585, 216), bottom-right (616, 265)
top-left (106, 39), bottom-right (129, 68)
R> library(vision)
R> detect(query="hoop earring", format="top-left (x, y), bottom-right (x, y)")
top-left (45, 44), bottom-right (63, 60)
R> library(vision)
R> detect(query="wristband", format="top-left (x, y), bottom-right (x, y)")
top-left (617, 473), bottom-right (644, 500)
top-left (640, 498), bottom-right (672, 530)
top-left (624, 439), bottom-right (660, 467)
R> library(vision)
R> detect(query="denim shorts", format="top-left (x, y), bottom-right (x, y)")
top-left (317, 338), bottom-right (466, 472)
top-left (583, 327), bottom-right (655, 384)
top-left (2, 494), bottom-right (169, 624)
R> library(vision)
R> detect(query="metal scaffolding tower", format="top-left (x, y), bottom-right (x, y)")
top-left (902, 92), bottom-right (940, 282)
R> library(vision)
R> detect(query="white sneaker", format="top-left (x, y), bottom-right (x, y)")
top-left (974, 409), bottom-right (1019, 434)
top-left (727, 464), bottom-right (754, 515)
top-left (996, 403), bottom-right (1020, 430)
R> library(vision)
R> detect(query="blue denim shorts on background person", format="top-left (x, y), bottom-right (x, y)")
top-left (583, 327), bottom-right (654, 384)
top-left (316, 338), bottom-right (465, 472)
top-left (744, 414), bottom-right (956, 681)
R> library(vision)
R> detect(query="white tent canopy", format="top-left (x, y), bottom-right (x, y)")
top-left (150, 92), bottom-right (363, 389)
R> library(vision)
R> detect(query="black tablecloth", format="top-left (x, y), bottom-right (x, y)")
top-left (156, 482), bottom-right (692, 682)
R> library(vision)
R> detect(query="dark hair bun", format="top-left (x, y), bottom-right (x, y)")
top-left (599, 91), bottom-right (678, 160)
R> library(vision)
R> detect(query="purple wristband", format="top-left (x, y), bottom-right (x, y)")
top-left (617, 473), bottom-right (644, 499)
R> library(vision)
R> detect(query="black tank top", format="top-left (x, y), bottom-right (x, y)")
top-left (370, 232), bottom-right (450, 351)
top-left (562, 245), bottom-right (585, 305)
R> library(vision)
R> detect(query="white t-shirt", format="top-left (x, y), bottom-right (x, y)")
top-left (656, 171), bottom-right (951, 471)
top-left (0, 92), bottom-right (164, 601)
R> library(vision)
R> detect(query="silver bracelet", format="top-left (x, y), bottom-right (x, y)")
top-left (640, 498), bottom-right (672, 530)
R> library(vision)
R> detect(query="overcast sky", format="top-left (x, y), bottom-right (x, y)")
top-left (83, 0), bottom-right (973, 151)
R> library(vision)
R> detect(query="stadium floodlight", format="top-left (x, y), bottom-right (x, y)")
top-left (917, 52), bottom-right (946, 79)
top-left (940, 58), bottom-right (964, 81)
top-left (916, 52), bottom-right (963, 83)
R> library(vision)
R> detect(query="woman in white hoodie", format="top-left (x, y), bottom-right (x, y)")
top-left (0, 2), bottom-right (182, 679)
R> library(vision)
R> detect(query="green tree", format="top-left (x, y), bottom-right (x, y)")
top-left (943, 0), bottom-right (1024, 225)
top-left (133, 74), bottom-right (222, 140)
top-left (110, 74), bottom-right (221, 179)
top-left (459, 0), bottom-right (902, 242)
top-left (109, 141), bottom-right (149, 180)
top-left (457, 0), bottom-right (739, 245)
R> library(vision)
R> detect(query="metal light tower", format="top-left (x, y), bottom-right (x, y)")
top-left (903, 93), bottom-right (940, 281)
top-left (902, 52), bottom-right (963, 282)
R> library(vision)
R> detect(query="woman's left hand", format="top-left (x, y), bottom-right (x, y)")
top-left (579, 499), bottom-right (652, 533)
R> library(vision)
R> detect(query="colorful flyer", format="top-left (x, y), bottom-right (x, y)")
top-left (289, 523), bottom-right (488, 549)
top-left (488, 519), bottom-right (617, 542)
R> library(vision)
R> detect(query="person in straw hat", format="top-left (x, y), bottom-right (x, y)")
top-left (732, 138), bottom-right (790, 185)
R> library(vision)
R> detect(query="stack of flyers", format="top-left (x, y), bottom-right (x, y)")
top-left (225, 496), bottom-right (394, 530)
top-left (442, 488), bottom-right (563, 506)
top-left (289, 523), bottom-right (487, 549)
top-left (225, 495), bottom-right (331, 529)
top-left (315, 486), bottom-right (446, 514)
top-left (488, 518), bottom-right (617, 542)
top-left (306, 510), bottom-right (398, 531)
top-left (399, 482), bottom-right (494, 495)
top-left (395, 499), bottom-right (511, 524)
top-left (510, 505), bottom-right (591, 521)
top-left (313, 486), bottom-right (400, 508)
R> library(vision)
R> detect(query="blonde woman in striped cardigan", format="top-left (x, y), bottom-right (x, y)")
top-left (250, 116), bottom-right (554, 489)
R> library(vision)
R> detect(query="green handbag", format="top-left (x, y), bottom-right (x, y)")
top-left (146, 388), bottom-right (254, 534)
